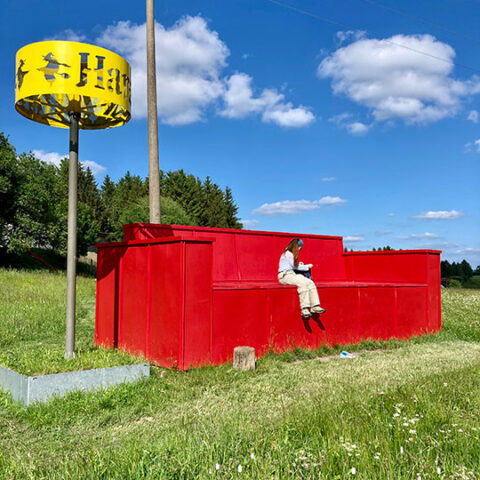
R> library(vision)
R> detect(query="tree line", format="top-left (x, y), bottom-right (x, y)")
top-left (441, 259), bottom-right (478, 280)
top-left (0, 132), bottom-right (242, 257)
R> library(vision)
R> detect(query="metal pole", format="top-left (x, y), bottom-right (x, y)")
top-left (146, 0), bottom-right (161, 223)
top-left (65, 112), bottom-right (79, 359)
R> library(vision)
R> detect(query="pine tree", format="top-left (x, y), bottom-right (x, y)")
top-left (99, 175), bottom-right (117, 239)
top-left (224, 187), bottom-right (243, 229)
top-left (199, 177), bottom-right (228, 227)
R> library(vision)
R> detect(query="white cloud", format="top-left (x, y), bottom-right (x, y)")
top-left (347, 121), bottom-right (370, 135)
top-left (81, 160), bottom-right (107, 176)
top-left (321, 177), bottom-right (336, 182)
top-left (240, 219), bottom-right (260, 229)
top-left (97, 17), bottom-right (228, 125)
top-left (455, 247), bottom-right (480, 254)
top-left (44, 29), bottom-right (87, 43)
top-left (33, 150), bottom-right (106, 177)
top-left (318, 196), bottom-right (347, 205)
top-left (465, 139), bottom-right (480, 153)
top-left (318, 34), bottom-right (480, 125)
top-left (32, 150), bottom-right (64, 167)
top-left (252, 196), bottom-right (347, 216)
top-left (329, 113), bottom-right (371, 135)
top-left (398, 232), bottom-right (439, 240)
top-left (336, 30), bottom-right (367, 46)
top-left (375, 230), bottom-right (393, 236)
top-left (220, 73), bottom-right (315, 127)
top-left (344, 235), bottom-right (365, 242)
top-left (468, 110), bottom-right (479, 123)
top-left (96, 17), bottom-right (314, 127)
top-left (418, 242), bottom-right (459, 249)
top-left (388, 213), bottom-right (396, 217)
top-left (413, 210), bottom-right (464, 220)
top-left (241, 53), bottom-right (250, 60)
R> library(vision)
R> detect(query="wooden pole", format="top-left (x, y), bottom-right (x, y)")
top-left (146, 0), bottom-right (161, 223)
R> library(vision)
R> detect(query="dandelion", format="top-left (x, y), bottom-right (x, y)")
top-left (238, 464), bottom-right (242, 473)
top-left (351, 467), bottom-right (356, 475)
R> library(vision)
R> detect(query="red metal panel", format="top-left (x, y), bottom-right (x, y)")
top-left (269, 286), bottom-right (322, 352)
top-left (211, 289), bottom-right (270, 364)
top-left (95, 246), bottom-right (126, 348)
top-left (395, 286), bottom-right (428, 339)
top-left (119, 245), bottom-right (149, 356)
top-left (183, 242), bottom-right (213, 368)
top-left (346, 252), bottom-right (430, 283)
top-left (359, 287), bottom-right (396, 341)
top-left (320, 286), bottom-right (360, 346)
top-left (427, 254), bottom-right (442, 332)
top-left (148, 242), bottom-right (184, 369)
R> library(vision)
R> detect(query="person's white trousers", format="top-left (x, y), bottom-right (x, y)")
top-left (278, 271), bottom-right (320, 310)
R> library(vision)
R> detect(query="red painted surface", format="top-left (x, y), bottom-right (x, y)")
top-left (95, 224), bottom-right (442, 369)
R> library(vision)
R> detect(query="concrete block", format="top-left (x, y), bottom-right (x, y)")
top-left (0, 363), bottom-right (150, 406)
top-left (233, 346), bottom-right (256, 371)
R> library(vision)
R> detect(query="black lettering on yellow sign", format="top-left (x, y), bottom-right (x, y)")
top-left (16, 59), bottom-right (29, 89)
top-left (76, 52), bottom-right (107, 90)
top-left (37, 53), bottom-right (70, 83)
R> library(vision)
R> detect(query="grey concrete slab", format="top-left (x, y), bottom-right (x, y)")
top-left (0, 363), bottom-right (150, 406)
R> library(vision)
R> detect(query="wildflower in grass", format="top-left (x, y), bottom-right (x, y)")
top-left (409, 429), bottom-right (417, 434)
top-left (250, 453), bottom-right (254, 460)
top-left (437, 467), bottom-right (441, 474)
top-left (351, 467), bottom-right (356, 475)
top-left (215, 463), bottom-right (220, 471)
top-left (238, 464), bottom-right (242, 473)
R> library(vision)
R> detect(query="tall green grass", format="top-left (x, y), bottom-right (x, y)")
top-left (0, 269), bottom-right (141, 374)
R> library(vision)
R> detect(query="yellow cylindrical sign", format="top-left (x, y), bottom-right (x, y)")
top-left (15, 41), bottom-right (131, 129)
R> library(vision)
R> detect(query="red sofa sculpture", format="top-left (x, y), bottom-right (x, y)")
top-left (95, 224), bottom-right (441, 370)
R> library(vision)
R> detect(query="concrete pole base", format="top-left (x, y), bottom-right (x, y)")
top-left (233, 346), bottom-right (256, 371)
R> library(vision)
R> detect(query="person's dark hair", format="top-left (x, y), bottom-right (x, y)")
top-left (283, 238), bottom-right (302, 267)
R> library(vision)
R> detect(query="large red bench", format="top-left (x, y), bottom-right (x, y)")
top-left (95, 224), bottom-right (441, 370)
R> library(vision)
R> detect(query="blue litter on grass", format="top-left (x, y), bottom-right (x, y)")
top-left (339, 351), bottom-right (356, 359)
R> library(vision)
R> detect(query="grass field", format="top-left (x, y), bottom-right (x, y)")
top-left (1, 270), bottom-right (480, 479)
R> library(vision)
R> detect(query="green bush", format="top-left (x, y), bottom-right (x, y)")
top-left (448, 278), bottom-right (462, 288)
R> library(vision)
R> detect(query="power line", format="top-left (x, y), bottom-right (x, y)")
top-left (264, 0), bottom-right (480, 75)
top-left (358, 0), bottom-right (480, 46)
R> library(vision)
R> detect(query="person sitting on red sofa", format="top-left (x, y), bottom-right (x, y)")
top-left (277, 238), bottom-right (326, 318)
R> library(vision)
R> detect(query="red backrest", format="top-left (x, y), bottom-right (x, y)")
top-left (123, 224), bottom-right (347, 282)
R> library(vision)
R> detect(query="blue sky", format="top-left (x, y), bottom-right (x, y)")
top-left (1, 0), bottom-right (479, 267)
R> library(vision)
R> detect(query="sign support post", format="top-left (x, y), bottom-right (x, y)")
top-left (65, 112), bottom-right (79, 358)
